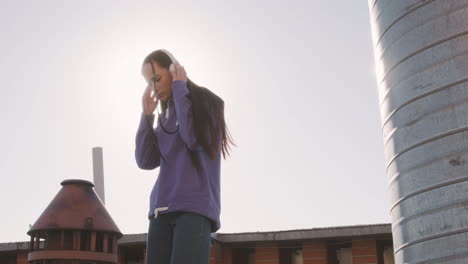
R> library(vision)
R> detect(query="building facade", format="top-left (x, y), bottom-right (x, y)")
top-left (1, 223), bottom-right (394, 264)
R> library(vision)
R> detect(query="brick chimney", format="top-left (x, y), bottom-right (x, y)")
top-left (27, 179), bottom-right (122, 264)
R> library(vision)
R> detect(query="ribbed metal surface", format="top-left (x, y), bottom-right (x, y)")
top-left (368, 1), bottom-right (468, 263)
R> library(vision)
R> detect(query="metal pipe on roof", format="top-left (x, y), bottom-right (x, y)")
top-left (92, 147), bottom-right (105, 204)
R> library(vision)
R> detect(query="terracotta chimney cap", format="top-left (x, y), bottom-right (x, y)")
top-left (61, 179), bottom-right (94, 187)
top-left (28, 179), bottom-right (122, 238)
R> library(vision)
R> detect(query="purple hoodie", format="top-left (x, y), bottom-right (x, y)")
top-left (135, 80), bottom-right (221, 232)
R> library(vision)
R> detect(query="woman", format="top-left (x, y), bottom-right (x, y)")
top-left (135, 49), bottom-right (233, 264)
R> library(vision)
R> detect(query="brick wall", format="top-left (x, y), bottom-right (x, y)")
top-left (210, 242), bottom-right (223, 264)
top-left (352, 239), bottom-right (377, 264)
top-left (255, 245), bottom-right (279, 264)
top-left (222, 247), bottom-right (232, 264)
top-left (303, 242), bottom-right (327, 264)
top-left (16, 252), bottom-right (27, 264)
top-left (118, 248), bottom-right (126, 264)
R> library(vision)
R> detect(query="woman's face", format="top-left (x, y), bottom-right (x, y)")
top-left (142, 61), bottom-right (173, 102)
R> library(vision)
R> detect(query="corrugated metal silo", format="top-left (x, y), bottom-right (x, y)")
top-left (368, 0), bottom-right (468, 263)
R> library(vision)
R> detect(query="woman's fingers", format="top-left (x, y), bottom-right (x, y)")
top-left (144, 84), bottom-right (152, 97)
top-left (144, 84), bottom-right (159, 100)
top-left (179, 65), bottom-right (187, 81)
top-left (142, 84), bottom-right (159, 114)
top-left (179, 65), bottom-right (186, 77)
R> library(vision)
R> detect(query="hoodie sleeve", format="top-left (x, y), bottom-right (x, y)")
top-left (135, 112), bottom-right (161, 169)
top-left (171, 80), bottom-right (200, 150)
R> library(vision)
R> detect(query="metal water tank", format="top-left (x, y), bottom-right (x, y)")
top-left (368, 0), bottom-right (468, 263)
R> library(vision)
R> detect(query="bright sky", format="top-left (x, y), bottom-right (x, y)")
top-left (0, 0), bottom-right (390, 242)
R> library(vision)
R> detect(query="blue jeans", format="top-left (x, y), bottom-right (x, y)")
top-left (146, 211), bottom-right (212, 264)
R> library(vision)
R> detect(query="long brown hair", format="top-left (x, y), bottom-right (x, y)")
top-left (142, 50), bottom-right (234, 162)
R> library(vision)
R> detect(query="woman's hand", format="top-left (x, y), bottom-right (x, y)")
top-left (142, 83), bottom-right (159, 115)
top-left (170, 62), bottom-right (188, 82)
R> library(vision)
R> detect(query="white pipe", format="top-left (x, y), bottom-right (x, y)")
top-left (92, 147), bottom-right (105, 204)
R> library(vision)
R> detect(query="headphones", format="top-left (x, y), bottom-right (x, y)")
top-left (159, 49), bottom-right (178, 73)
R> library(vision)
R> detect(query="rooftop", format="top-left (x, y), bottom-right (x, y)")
top-left (0, 223), bottom-right (392, 252)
